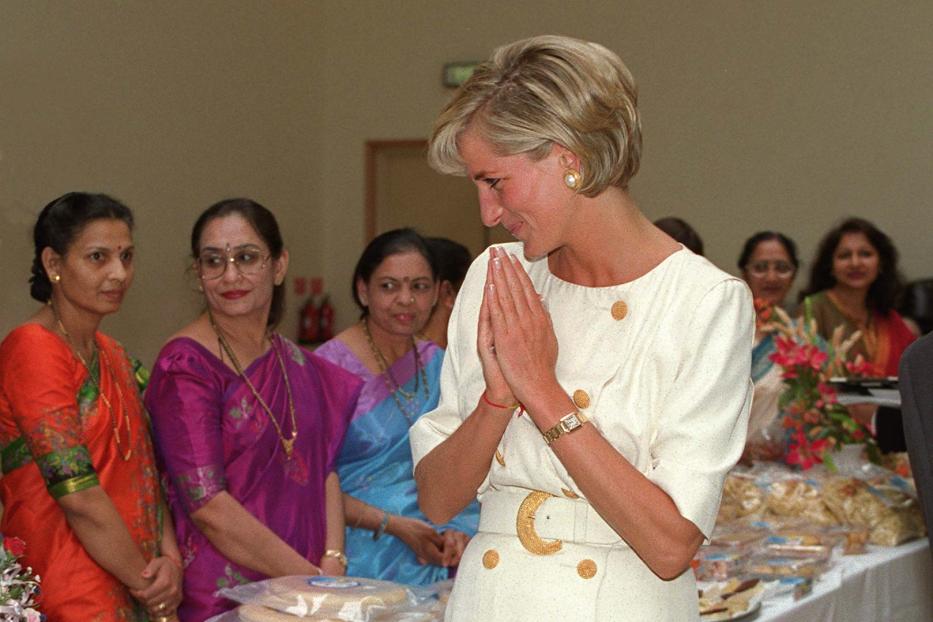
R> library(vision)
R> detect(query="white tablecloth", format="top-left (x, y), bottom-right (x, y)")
top-left (757, 538), bottom-right (932, 621)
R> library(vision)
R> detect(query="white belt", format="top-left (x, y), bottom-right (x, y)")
top-left (479, 490), bottom-right (624, 552)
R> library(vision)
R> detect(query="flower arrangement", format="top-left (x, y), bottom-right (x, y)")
top-left (761, 302), bottom-right (880, 470)
top-left (0, 535), bottom-right (43, 621)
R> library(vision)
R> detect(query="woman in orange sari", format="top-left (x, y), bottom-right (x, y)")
top-left (0, 193), bottom-right (183, 621)
top-left (799, 217), bottom-right (916, 452)
top-left (799, 217), bottom-right (916, 377)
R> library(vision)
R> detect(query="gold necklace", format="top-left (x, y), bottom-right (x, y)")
top-left (52, 307), bottom-right (133, 461)
top-left (208, 311), bottom-right (298, 459)
top-left (361, 318), bottom-right (429, 424)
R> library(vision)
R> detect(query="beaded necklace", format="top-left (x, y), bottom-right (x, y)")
top-left (361, 318), bottom-right (429, 424)
top-left (209, 311), bottom-right (299, 459)
top-left (52, 306), bottom-right (132, 461)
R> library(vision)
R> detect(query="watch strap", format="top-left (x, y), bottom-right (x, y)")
top-left (542, 410), bottom-right (589, 445)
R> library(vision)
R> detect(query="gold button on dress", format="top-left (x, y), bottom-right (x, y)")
top-left (577, 559), bottom-right (598, 579)
top-left (572, 389), bottom-right (590, 409)
top-left (611, 300), bottom-right (628, 320)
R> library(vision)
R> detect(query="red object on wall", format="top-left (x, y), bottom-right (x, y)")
top-left (298, 296), bottom-right (320, 344)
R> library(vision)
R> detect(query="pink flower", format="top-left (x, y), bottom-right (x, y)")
top-left (803, 409), bottom-right (821, 425)
top-left (4, 535), bottom-right (26, 557)
top-left (785, 431), bottom-right (829, 470)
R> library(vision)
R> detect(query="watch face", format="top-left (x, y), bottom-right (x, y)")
top-left (564, 413), bottom-right (582, 430)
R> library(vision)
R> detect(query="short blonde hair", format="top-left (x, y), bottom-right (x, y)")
top-left (428, 35), bottom-right (642, 196)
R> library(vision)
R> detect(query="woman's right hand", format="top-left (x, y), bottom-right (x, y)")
top-left (388, 515), bottom-right (446, 566)
top-left (130, 556), bottom-right (183, 617)
top-left (478, 254), bottom-right (515, 406)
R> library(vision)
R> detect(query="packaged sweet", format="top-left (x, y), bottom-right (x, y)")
top-left (745, 554), bottom-right (828, 579)
top-left (765, 477), bottom-right (839, 526)
top-left (761, 532), bottom-right (832, 559)
top-left (721, 473), bottom-right (766, 517)
top-left (215, 575), bottom-right (417, 621)
top-left (697, 578), bottom-right (766, 620)
top-left (709, 526), bottom-right (766, 550)
top-left (693, 547), bottom-right (750, 581)
top-left (821, 477), bottom-right (925, 546)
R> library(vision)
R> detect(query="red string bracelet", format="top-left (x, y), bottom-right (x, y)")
top-left (481, 390), bottom-right (515, 409)
top-left (481, 390), bottom-right (525, 416)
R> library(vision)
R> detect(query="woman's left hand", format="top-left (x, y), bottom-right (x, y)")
top-left (440, 529), bottom-right (470, 567)
top-left (129, 556), bottom-right (183, 616)
top-left (486, 247), bottom-right (559, 405)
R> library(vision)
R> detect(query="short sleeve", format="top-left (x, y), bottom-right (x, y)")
top-left (145, 342), bottom-right (227, 514)
top-left (646, 279), bottom-right (754, 538)
top-left (0, 326), bottom-right (98, 498)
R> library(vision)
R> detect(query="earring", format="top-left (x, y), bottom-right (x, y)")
top-left (51, 274), bottom-right (61, 283)
top-left (564, 169), bottom-right (582, 190)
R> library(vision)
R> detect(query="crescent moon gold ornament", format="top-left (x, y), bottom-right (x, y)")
top-left (516, 491), bottom-right (563, 555)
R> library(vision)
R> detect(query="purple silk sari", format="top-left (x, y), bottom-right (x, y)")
top-left (145, 335), bottom-right (361, 622)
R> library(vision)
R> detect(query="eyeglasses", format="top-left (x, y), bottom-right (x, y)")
top-left (746, 260), bottom-right (795, 278)
top-left (197, 245), bottom-right (270, 280)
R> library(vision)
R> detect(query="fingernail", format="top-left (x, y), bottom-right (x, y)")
top-left (492, 257), bottom-right (501, 270)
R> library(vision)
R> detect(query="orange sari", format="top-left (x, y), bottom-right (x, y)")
top-left (807, 292), bottom-right (917, 376)
top-left (0, 324), bottom-right (161, 621)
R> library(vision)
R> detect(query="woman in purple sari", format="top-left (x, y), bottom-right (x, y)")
top-left (145, 199), bottom-right (361, 621)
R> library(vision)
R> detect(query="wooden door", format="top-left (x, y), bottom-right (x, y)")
top-left (365, 140), bottom-right (511, 256)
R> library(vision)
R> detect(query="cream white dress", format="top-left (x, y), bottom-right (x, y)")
top-left (411, 243), bottom-right (754, 621)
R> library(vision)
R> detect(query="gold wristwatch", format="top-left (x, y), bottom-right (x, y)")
top-left (542, 410), bottom-right (589, 445)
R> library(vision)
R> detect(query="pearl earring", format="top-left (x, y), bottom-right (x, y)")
top-left (564, 169), bottom-right (582, 190)
top-left (51, 274), bottom-right (61, 283)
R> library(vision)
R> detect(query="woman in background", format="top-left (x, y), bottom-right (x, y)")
top-left (315, 228), bottom-right (478, 585)
top-left (799, 217), bottom-right (916, 451)
top-left (422, 236), bottom-right (473, 349)
top-left (145, 199), bottom-right (360, 620)
top-left (738, 231), bottom-right (799, 456)
top-left (800, 217), bottom-right (915, 377)
top-left (0, 192), bottom-right (182, 621)
top-left (654, 216), bottom-right (704, 256)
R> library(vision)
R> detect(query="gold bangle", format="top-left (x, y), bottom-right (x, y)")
top-left (323, 548), bottom-right (348, 568)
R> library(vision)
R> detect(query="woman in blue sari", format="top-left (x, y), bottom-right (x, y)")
top-left (739, 231), bottom-right (799, 457)
top-left (316, 228), bottom-right (478, 585)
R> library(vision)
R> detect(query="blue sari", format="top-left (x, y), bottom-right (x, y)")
top-left (314, 339), bottom-right (479, 585)
top-left (751, 333), bottom-right (778, 383)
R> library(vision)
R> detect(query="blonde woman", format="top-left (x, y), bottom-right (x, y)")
top-left (412, 35), bottom-right (753, 621)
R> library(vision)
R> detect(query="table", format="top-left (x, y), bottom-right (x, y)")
top-left (757, 538), bottom-right (932, 621)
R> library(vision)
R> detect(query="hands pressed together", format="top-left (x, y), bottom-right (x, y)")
top-left (479, 246), bottom-right (560, 412)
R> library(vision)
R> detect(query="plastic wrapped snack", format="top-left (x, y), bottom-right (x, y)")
top-left (709, 524), bottom-right (767, 550)
top-left (217, 576), bottom-right (416, 621)
top-left (697, 578), bottom-right (766, 620)
top-left (761, 532), bottom-right (832, 559)
top-left (693, 547), bottom-right (750, 581)
top-left (721, 473), bottom-right (766, 517)
top-left (745, 554), bottom-right (828, 580)
top-left (821, 476), bottom-right (926, 546)
top-left (765, 477), bottom-right (839, 526)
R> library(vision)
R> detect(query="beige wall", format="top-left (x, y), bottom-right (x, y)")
top-left (2, 1), bottom-right (931, 365)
